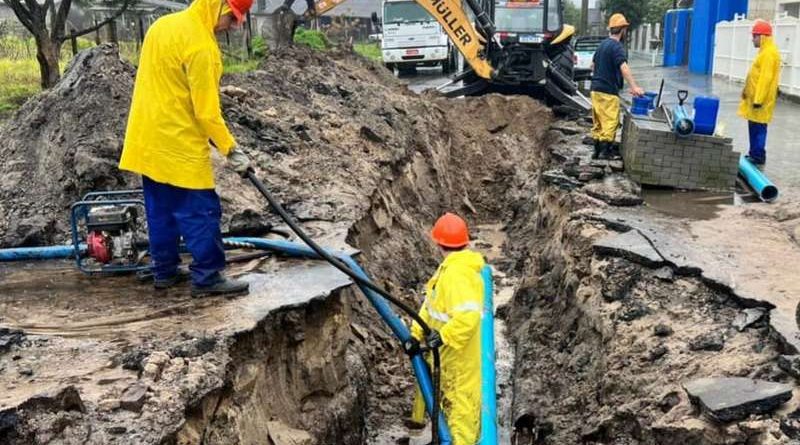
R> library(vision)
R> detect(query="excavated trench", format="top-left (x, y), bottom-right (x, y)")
top-left (174, 115), bottom-right (793, 444)
top-left (1, 45), bottom-right (795, 445)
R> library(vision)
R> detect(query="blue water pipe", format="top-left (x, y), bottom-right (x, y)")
top-left (739, 157), bottom-right (779, 202)
top-left (0, 244), bottom-right (84, 261)
top-left (478, 265), bottom-right (497, 445)
top-left (672, 104), bottom-right (695, 136)
top-left (227, 237), bottom-right (453, 444)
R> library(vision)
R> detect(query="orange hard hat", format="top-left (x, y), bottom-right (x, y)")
top-left (752, 19), bottom-right (773, 36)
top-left (608, 13), bottom-right (630, 29)
top-left (431, 213), bottom-right (469, 248)
top-left (227, 0), bottom-right (253, 23)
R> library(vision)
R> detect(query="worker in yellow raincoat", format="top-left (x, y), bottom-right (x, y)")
top-left (739, 19), bottom-right (781, 165)
top-left (590, 13), bottom-right (645, 159)
top-left (408, 212), bottom-right (485, 445)
top-left (119, 0), bottom-right (254, 297)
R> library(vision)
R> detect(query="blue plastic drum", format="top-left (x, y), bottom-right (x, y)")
top-left (693, 96), bottom-right (720, 135)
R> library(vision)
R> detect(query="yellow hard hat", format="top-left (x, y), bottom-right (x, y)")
top-left (608, 13), bottom-right (630, 28)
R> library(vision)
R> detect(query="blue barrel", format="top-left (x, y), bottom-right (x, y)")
top-left (693, 96), bottom-right (719, 135)
top-left (631, 96), bottom-right (650, 116)
top-left (644, 92), bottom-right (658, 110)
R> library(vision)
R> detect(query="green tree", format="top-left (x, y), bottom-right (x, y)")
top-left (645, 0), bottom-right (674, 24)
top-left (601, 0), bottom-right (647, 29)
top-left (2, 0), bottom-right (133, 88)
top-left (563, 0), bottom-right (582, 33)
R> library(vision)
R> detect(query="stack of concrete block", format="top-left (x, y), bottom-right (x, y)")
top-left (621, 114), bottom-right (740, 191)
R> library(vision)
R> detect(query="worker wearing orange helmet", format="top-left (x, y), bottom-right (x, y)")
top-left (119, 0), bottom-right (254, 297)
top-left (738, 19), bottom-right (781, 165)
top-left (408, 212), bottom-right (486, 445)
top-left (590, 13), bottom-right (645, 159)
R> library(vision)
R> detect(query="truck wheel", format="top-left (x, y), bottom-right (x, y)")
top-left (384, 63), bottom-right (395, 72)
top-left (549, 43), bottom-right (575, 81)
top-left (442, 50), bottom-right (457, 74)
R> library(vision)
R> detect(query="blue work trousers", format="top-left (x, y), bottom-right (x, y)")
top-left (748, 121), bottom-right (768, 164)
top-left (142, 176), bottom-right (225, 286)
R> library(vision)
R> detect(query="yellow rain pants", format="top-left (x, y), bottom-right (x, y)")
top-left (591, 91), bottom-right (621, 142)
top-left (738, 35), bottom-right (781, 124)
top-left (119, 0), bottom-right (236, 190)
top-left (410, 249), bottom-right (485, 445)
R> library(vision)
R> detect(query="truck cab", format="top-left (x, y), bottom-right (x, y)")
top-left (489, 0), bottom-right (575, 88)
top-left (381, 0), bottom-right (456, 73)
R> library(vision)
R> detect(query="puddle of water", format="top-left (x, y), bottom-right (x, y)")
top-left (642, 188), bottom-right (735, 220)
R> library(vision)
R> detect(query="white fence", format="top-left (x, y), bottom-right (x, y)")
top-left (714, 14), bottom-right (800, 97)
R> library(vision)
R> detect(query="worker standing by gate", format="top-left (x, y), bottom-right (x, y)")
top-left (407, 213), bottom-right (485, 445)
top-left (119, 0), bottom-right (255, 297)
top-left (739, 19), bottom-right (781, 166)
top-left (590, 13), bottom-right (645, 160)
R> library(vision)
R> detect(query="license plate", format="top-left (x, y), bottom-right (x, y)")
top-left (519, 35), bottom-right (541, 43)
top-left (405, 49), bottom-right (419, 55)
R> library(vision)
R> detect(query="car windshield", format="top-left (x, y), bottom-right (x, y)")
top-left (575, 39), bottom-right (603, 51)
top-left (494, 4), bottom-right (544, 33)
top-left (383, 2), bottom-right (435, 24)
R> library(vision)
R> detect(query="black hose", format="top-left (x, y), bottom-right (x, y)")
top-left (245, 171), bottom-right (443, 445)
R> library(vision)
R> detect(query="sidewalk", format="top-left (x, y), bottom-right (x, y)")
top-left (627, 57), bottom-right (800, 195)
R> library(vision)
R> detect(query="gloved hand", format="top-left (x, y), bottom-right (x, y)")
top-left (425, 330), bottom-right (443, 349)
top-left (227, 148), bottom-right (253, 178)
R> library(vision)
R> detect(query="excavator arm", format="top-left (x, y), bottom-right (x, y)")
top-left (414, 0), bottom-right (495, 79)
top-left (280, 0), bottom-right (496, 79)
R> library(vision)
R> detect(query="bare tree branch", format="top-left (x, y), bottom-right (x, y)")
top-left (62, 0), bottom-right (134, 40)
top-left (3, 0), bottom-right (36, 32)
top-left (51, 0), bottom-right (71, 40)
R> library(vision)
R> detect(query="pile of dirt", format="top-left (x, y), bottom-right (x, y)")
top-left (0, 44), bottom-right (137, 247)
top-left (0, 42), bottom-right (554, 444)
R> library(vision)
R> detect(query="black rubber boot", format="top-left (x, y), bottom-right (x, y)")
top-left (191, 277), bottom-right (249, 298)
top-left (596, 141), bottom-right (610, 160)
top-left (153, 268), bottom-right (190, 290)
top-left (592, 139), bottom-right (602, 159)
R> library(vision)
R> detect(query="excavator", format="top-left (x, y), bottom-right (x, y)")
top-left (266, 0), bottom-right (591, 112)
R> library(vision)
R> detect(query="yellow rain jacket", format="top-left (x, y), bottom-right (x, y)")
top-left (738, 35), bottom-right (781, 124)
top-left (411, 249), bottom-right (485, 445)
top-left (119, 0), bottom-right (236, 190)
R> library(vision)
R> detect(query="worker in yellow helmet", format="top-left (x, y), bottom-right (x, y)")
top-left (407, 213), bottom-right (485, 445)
top-left (119, 0), bottom-right (254, 297)
top-left (590, 13), bottom-right (645, 159)
top-left (738, 19), bottom-right (781, 165)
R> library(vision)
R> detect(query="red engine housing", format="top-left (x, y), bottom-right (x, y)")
top-left (87, 231), bottom-right (112, 264)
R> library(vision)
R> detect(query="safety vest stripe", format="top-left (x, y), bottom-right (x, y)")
top-left (453, 302), bottom-right (481, 313)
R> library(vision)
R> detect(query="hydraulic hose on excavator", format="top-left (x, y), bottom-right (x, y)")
top-left (245, 171), bottom-right (451, 445)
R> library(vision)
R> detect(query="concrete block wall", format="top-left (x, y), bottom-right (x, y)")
top-left (622, 114), bottom-right (740, 191)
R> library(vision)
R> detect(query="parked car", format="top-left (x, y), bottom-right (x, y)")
top-left (573, 35), bottom-right (605, 83)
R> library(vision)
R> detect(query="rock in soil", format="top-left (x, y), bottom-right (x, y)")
top-left (583, 174), bottom-right (643, 206)
top-left (689, 332), bottom-right (726, 351)
top-left (732, 308), bottom-right (766, 331)
top-left (683, 377), bottom-right (793, 422)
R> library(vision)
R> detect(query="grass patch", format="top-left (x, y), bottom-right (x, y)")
top-left (0, 59), bottom-right (40, 120)
top-left (293, 28), bottom-right (328, 51)
top-left (354, 42), bottom-right (381, 62)
top-left (223, 57), bottom-right (260, 74)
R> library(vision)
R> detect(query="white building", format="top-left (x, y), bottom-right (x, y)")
top-left (749, 0), bottom-right (800, 19)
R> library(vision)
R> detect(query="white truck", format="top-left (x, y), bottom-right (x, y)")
top-left (381, 0), bottom-right (456, 73)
